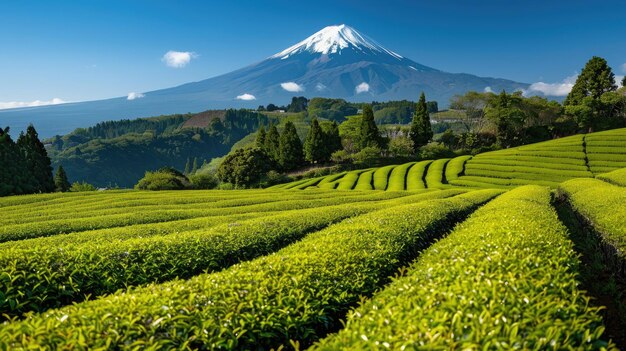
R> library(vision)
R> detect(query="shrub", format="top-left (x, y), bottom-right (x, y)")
top-left (419, 142), bottom-right (455, 160)
top-left (134, 168), bottom-right (189, 190)
top-left (188, 172), bottom-right (218, 189)
top-left (69, 181), bottom-right (96, 192)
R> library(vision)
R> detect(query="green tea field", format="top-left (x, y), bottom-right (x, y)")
top-left (273, 128), bottom-right (626, 191)
top-left (1, 131), bottom-right (626, 349)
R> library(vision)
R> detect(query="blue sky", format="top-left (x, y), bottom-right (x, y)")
top-left (1, 0), bottom-right (625, 106)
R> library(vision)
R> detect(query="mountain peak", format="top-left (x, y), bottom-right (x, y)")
top-left (271, 24), bottom-right (404, 60)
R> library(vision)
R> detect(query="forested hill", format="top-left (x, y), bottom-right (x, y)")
top-left (46, 110), bottom-right (274, 187)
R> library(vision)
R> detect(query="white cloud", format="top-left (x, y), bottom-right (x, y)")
top-left (315, 83), bottom-right (327, 92)
top-left (236, 93), bottom-right (256, 101)
top-left (523, 74), bottom-right (577, 97)
top-left (484, 86), bottom-right (493, 93)
top-left (622, 63), bottom-right (626, 73)
top-left (162, 51), bottom-right (197, 68)
top-left (0, 98), bottom-right (67, 110)
top-left (355, 82), bottom-right (370, 94)
top-left (617, 75), bottom-right (625, 88)
top-left (127, 92), bottom-right (145, 100)
top-left (280, 82), bottom-right (305, 92)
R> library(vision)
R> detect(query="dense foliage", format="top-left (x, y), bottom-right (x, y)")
top-left (216, 147), bottom-right (274, 187)
top-left (0, 125), bottom-right (55, 196)
top-left (46, 109), bottom-right (272, 187)
top-left (135, 167), bottom-right (190, 190)
top-left (409, 92), bottom-right (433, 150)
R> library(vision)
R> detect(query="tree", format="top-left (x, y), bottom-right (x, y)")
top-left (565, 56), bottom-right (616, 106)
top-left (255, 125), bottom-right (266, 148)
top-left (322, 121), bottom-right (342, 156)
top-left (304, 118), bottom-right (326, 163)
top-left (287, 96), bottom-right (308, 113)
top-left (623, 76), bottom-right (626, 87)
top-left (485, 90), bottom-right (526, 148)
top-left (184, 157), bottom-right (191, 175)
top-left (0, 127), bottom-right (27, 196)
top-left (409, 92), bottom-right (433, 151)
top-left (359, 105), bottom-right (381, 149)
top-left (191, 157), bottom-right (199, 174)
top-left (278, 121), bottom-right (304, 170)
top-left (54, 165), bottom-right (71, 192)
top-left (564, 56), bottom-right (620, 132)
top-left (16, 125), bottom-right (55, 193)
top-left (264, 123), bottom-right (280, 161)
top-left (216, 148), bottom-right (273, 187)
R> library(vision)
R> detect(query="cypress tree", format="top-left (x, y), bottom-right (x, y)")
top-left (255, 125), bottom-right (267, 148)
top-left (54, 165), bottom-right (71, 192)
top-left (409, 92), bottom-right (434, 151)
top-left (359, 105), bottom-right (381, 149)
top-left (304, 118), bottom-right (325, 163)
top-left (264, 123), bottom-right (280, 161)
top-left (16, 125), bottom-right (54, 193)
top-left (0, 127), bottom-right (24, 196)
top-left (622, 76), bottom-right (626, 87)
top-left (184, 157), bottom-right (191, 175)
top-left (324, 121), bottom-right (343, 156)
top-left (278, 121), bottom-right (304, 170)
top-left (192, 157), bottom-right (199, 174)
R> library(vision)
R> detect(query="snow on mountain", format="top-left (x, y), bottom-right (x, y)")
top-left (0, 24), bottom-right (530, 137)
top-left (271, 24), bottom-right (403, 60)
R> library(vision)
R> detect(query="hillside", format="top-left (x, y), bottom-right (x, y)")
top-left (46, 109), bottom-right (274, 187)
top-left (273, 127), bottom-right (626, 190)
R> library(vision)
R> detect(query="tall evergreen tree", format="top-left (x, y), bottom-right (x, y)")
top-left (304, 118), bottom-right (326, 163)
top-left (191, 157), bottom-right (199, 174)
top-left (565, 56), bottom-right (617, 106)
top-left (323, 121), bottom-right (343, 156)
top-left (0, 127), bottom-right (25, 196)
top-left (264, 123), bottom-right (280, 161)
top-left (278, 121), bottom-right (304, 170)
top-left (184, 157), bottom-right (191, 175)
top-left (409, 92), bottom-right (433, 151)
top-left (54, 165), bottom-right (71, 192)
top-left (622, 76), bottom-right (626, 88)
top-left (359, 105), bottom-right (381, 149)
top-left (255, 125), bottom-right (267, 148)
top-left (16, 125), bottom-right (54, 193)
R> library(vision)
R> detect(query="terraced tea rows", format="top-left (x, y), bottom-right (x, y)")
top-left (2, 134), bottom-right (626, 348)
top-left (2, 180), bottom-right (623, 349)
top-left (274, 128), bottom-right (626, 191)
top-left (0, 189), bottom-right (500, 349)
top-left (312, 186), bottom-right (610, 349)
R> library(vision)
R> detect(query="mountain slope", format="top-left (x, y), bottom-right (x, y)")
top-left (0, 24), bottom-right (528, 137)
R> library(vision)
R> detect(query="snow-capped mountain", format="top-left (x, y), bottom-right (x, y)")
top-left (271, 24), bottom-right (405, 60)
top-left (0, 24), bottom-right (528, 137)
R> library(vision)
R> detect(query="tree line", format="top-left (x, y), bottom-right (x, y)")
top-left (0, 125), bottom-right (71, 196)
top-left (215, 93), bottom-right (434, 187)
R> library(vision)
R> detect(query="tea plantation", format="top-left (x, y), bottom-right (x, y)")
top-left (274, 128), bottom-right (626, 191)
top-left (1, 129), bottom-right (626, 349)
